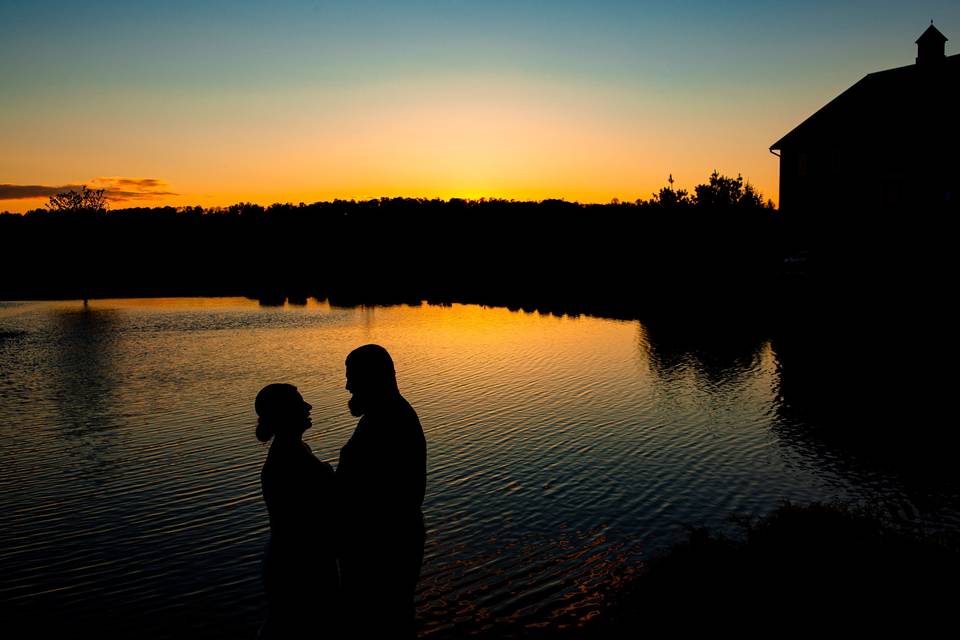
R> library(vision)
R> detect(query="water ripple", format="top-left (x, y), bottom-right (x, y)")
top-left (1, 299), bottom-right (957, 637)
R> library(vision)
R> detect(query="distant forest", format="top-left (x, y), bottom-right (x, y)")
top-left (5, 165), bottom-right (946, 313)
top-left (1, 172), bottom-right (804, 311)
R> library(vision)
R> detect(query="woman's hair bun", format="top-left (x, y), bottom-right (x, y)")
top-left (255, 419), bottom-right (275, 443)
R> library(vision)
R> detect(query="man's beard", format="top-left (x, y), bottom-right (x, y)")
top-left (348, 394), bottom-right (364, 417)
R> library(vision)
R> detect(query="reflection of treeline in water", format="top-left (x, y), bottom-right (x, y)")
top-left (1, 172), bottom-right (785, 310)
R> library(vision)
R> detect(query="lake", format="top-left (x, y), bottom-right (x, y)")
top-left (1, 298), bottom-right (957, 637)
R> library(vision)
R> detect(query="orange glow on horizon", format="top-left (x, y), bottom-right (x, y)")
top-left (1, 79), bottom-right (781, 213)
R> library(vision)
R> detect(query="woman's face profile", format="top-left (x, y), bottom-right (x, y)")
top-left (257, 384), bottom-right (313, 438)
top-left (288, 389), bottom-right (313, 432)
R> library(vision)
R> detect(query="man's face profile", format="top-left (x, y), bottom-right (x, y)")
top-left (345, 344), bottom-right (396, 417)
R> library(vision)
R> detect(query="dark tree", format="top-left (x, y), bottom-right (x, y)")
top-left (649, 173), bottom-right (692, 209)
top-left (693, 171), bottom-right (770, 210)
top-left (46, 186), bottom-right (107, 214)
top-left (46, 187), bottom-right (107, 304)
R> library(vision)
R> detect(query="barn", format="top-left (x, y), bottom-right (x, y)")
top-left (770, 25), bottom-right (958, 215)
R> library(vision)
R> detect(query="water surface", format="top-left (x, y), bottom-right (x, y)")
top-left (1, 298), bottom-right (956, 637)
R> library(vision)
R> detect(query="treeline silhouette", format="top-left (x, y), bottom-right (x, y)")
top-left (1, 172), bottom-right (788, 312)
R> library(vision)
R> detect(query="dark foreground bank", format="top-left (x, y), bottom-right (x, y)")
top-left (580, 501), bottom-right (960, 637)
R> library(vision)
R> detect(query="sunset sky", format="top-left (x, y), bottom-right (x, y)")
top-left (2, 1), bottom-right (958, 212)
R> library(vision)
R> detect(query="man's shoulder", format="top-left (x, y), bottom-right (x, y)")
top-left (363, 396), bottom-right (420, 425)
top-left (394, 398), bottom-right (425, 440)
top-left (399, 397), bottom-right (421, 420)
top-left (355, 399), bottom-right (424, 448)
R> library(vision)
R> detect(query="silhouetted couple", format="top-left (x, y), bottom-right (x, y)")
top-left (255, 345), bottom-right (427, 639)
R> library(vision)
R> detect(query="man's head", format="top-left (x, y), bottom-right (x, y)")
top-left (345, 344), bottom-right (398, 416)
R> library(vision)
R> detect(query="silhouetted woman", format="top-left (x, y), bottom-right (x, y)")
top-left (255, 383), bottom-right (338, 639)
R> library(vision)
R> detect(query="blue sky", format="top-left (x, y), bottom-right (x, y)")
top-left (2, 1), bottom-right (958, 210)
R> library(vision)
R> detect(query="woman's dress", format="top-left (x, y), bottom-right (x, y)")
top-left (259, 441), bottom-right (338, 638)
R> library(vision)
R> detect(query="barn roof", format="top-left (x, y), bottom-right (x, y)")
top-left (771, 32), bottom-right (958, 151)
top-left (916, 23), bottom-right (947, 46)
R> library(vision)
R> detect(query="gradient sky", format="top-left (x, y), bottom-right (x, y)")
top-left (2, 1), bottom-right (958, 212)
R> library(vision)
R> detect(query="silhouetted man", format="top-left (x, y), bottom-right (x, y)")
top-left (337, 344), bottom-right (426, 637)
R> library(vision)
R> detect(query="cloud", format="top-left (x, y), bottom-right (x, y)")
top-left (0, 184), bottom-right (85, 200)
top-left (0, 177), bottom-right (177, 202)
top-left (87, 177), bottom-right (178, 201)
